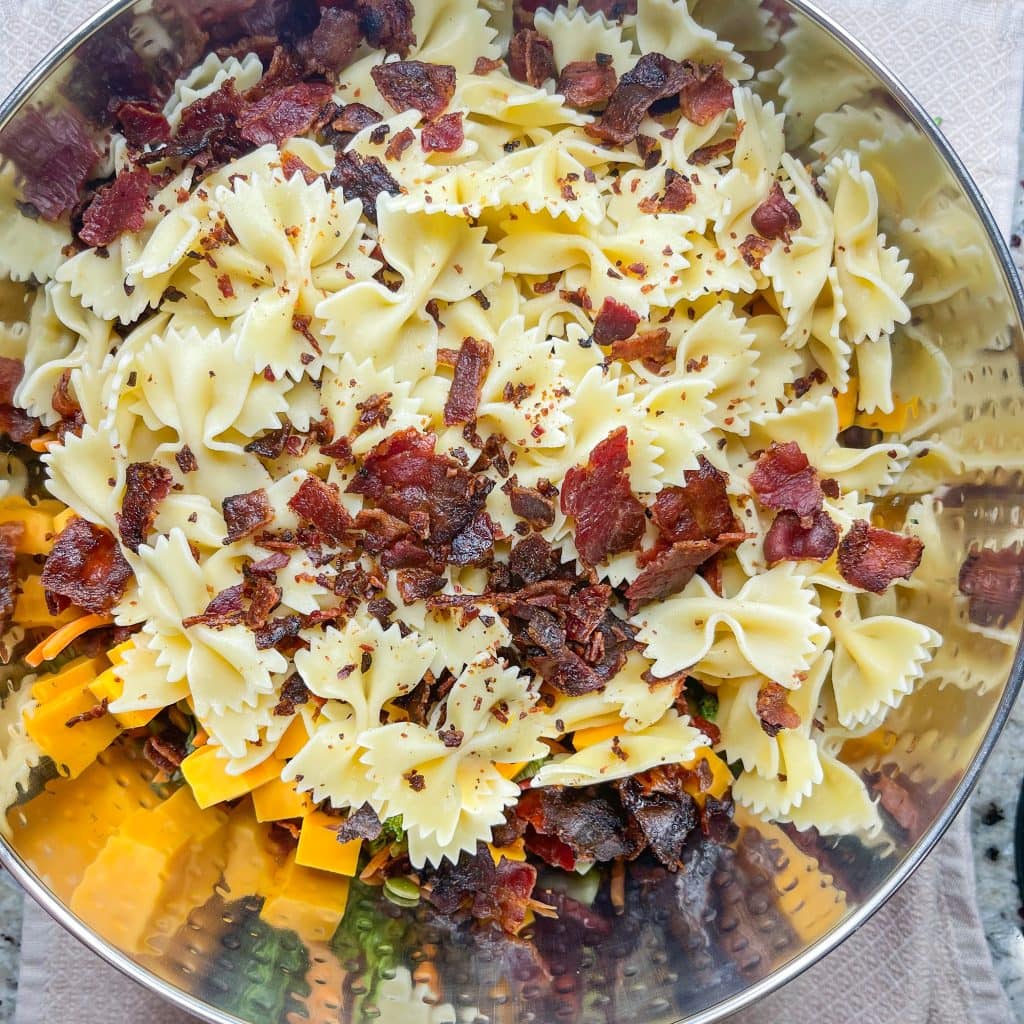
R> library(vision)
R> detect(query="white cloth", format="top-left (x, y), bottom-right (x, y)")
top-left (2, 1), bottom-right (1023, 1022)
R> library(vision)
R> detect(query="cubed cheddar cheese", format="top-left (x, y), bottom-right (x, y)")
top-left (680, 746), bottom-right (733, 807)
top-left (488, 838), bottom-right (526, 866)
top-left (0, 499), bottom-right (56, 555)
top-left (30, 656), bottom-right (107, 704)
top-left (295, 811), bottom-right (361, 876)
top-left (275, 715), bottom-right (309, 760)
top-left (834, 382), bottom-right (858, 431)
top-left (261, 854), bottom-right (350, 945)
top-left (13, 576), bottom-right (76, 630)
top-left (23, 683), bottom-right (121, 779)
top-left (856, 397), bottom-right (919, 433)
top-left (494, 761), bottom-right (526, 781)
top-left (252, 776), bottom-right (313, 822)
top-left (107, 640), bottom-right (135, 666)
top-left (50, 508), bottom-right (77, 535)
top-left (181, 744), bottom-right (282, 809)
top-left (88, 666), bottom-right (158, 730)
top-left (572, 721), bottom-right (623, 750)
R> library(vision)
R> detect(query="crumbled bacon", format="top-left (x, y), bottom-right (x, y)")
top-left (118, 462), bottom-right (173, 553)
top-left (41, 518), bottom-right (132, 615)
top-left (334, 803), bottom-right (383, 843)
top-left (287, 475), bottom-right (353, 544)
top-left (174, 445), bottom-right (198, 474)
top-left (585, 52), bottom-right (688, 146)
top-left (639, 167), bottom-right (696, 214)
top-left (371, 60), bottom-right (456, 119)
top-left (144, 734), bottom-right (186, 774)
top-left (421, 111), bottom-right (465, 153)
top-left (238, 81), bottom-right (334, 146)
top-left (557, 56), bottom-right (617, 110)
top-left (273, 673), bottom-right (311, 716)
top-left (739, 233), bottom-right (772, 269)
top-left (329, 150), bottom-right (400, 222)
top-left (324, 101), bottom-right (383, 140)
top-left (748, 441), bottom-right (822, 518)
top-left (297, 7), bottom-right (361, 75)
top-left (592, 297), bottom-right (641, 347)
top-left (509, 533), bottom-right (561, 584)
top-left (690, 136), bottom-right (737, 166)
top-left (254, 613), bottom-right (303, 650)
top-left (245, 46), bottom-right (306, 103)
top-left (607, 327), bottom-right (672, 374)
top-left (396, 567), bottom-right (447, 603)
top-left (507, 29), bottom-right (557, 88)
top-left (561, 427), bottom-right (645, 566)
top-left (868, 767), bottom-right (920, 835)
top-left (837, 520), bottom-right (923, 593)
top-left (245, 577), bottom-right (282, 628)
top-left (518, 786), bottom-right (641, 863)
top-left (678, 61), bottom-right (734, 125)
top-left (958, 546), bottom-right (1024, 627)
top-left (473, 56), bottom-right (503, 75)
top-left (565, 584), bottom-right (611, 643)
top-left (504, 479), bottom-right (556, 529)
top-left (755, 681), bottom-right (800, 737)
top-left (0, 532), bottom-right (15, 632)
top-left (617, 767), bottom-right (699, 868)
top-left (384, 126), bottom-right (415, 160)
top-left (751, 181), bottom-right (802, 243)
top-left (172, 79), bottom-right (247, 166)
top-left (0, 106), bottom-right (98, 220)
top-left (222, 488), bottom-right (274, 544)
top-left (65, 699), bottom-right (109, 728)
top-left (763, 510), bottom-right (838, 565)
top-left (625, 539), bottom-right (718, 612)
top-left (355, 0), bottom-right (417, 55)
top-left (0, 357), bottom-right (41, 444)
top-left (443, 337), bottom-right (493, 426)
top-left (650, 457), bottom-right (740, 544)
top-left (115, 101), bottom-right (171, 148)
top-left (280, 151), bottom-right (320, 185)
top-left (78, 167), bottom-right (152, 248)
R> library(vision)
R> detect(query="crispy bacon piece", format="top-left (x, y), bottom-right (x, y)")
top-left (651, 456), bottom-right (740, 544)
top-left (450, 510), bottom-right (496, 566)
top-left (396, 567), bottom-right (447, 603)
top-left (174, 445), bottom-right (198, 474)
top-left (384, 126), bottom-right (415, 160)
top-left (355, 0), bottom-right (417, 55)
top-left (505, 480), bottom-right (556, 529)
top-left (561, 427), bottom-right (645, 566)
top-left (0, 106), bottom-right (98, 220)
top-left (763, 510), bottom-right (838, 565)
top-left (273, 672), bottom-right (310, 716)
top-left (739, 233), bottom-right (772, 269)
top-left (115, 101), bottom-right (171, 148)
top-left (958, 546), bottom-right (1024, 627)
top-left (565, 584), bottom-right (611, 643)
top-left (517, 786), bottom-right (641, 863)
top-left (41, 519), bottom-right (132, 615)
top-left (183, 584), bottom-right (245, 629)
top-left (280, 151), bottom-right (320, 184)
top-left (329, 150), bottom-right (400, 222)
top-left (222, 488), bottom-right (274, 544)
top-left (421, 111), bottom-right (465, 153)
top-left (118, 462), bottom-right (173, 553)
top-left (678, 61), bottom-right (734, 125)
top-left (837, 520), bottom-right (923, 593)
top-left (297, 7), bottom-right (361, 74)
top-left (749, 441), bottom-right (822, 518)
top-left (245, 577), bottom-right (282, 628)
top-left (751, 181), bottom-right (802, 243)
top-left (557, 55), bottom-right (617, 109)
top-left (325, 101), bottom-right (382, 137)
top-left (238, 81), bottom-right (334, 146)
top-left (443, 336), bottom-right (493, 425)
top-left (245, 45), bottom-right (305, 103)
top-left (0, 357), bottom-right (41, 444)
top-left (626, 539), bottom-right (718, 612)
top-left (172, 79), bottom-right (247, 166)
top-left (473, 56), bottom-right (503, 75)
top-left (144, 734), bottom-right (186, 773)
top-left (617, 767), bottom-right (699, 868)
top-left (78, 167), bottom-right (152, 248)
top-left (287, 475), bottom-right (353, 544)
top-left (756, 681), bottom-right (800, 737)
top-left (507, 29), bottom-right (557, 88)
top-left (607, 327), bottom-right (672, 373)
top-left (592, 297), bottom-right (641, 347)
top-left (509, 533), bottom-right (561, 584)
top-left (0, 531), bottom-right (15, 631)
top-left (334, 802), bottom-right (382, 843)
top-left (371, 60), bottom-right (456, 119)
top-left (690, 136), bottom-right (737, 166)
top-left (638, 167), bottom-right (696, 214)
top-left (585, 52), bottom-right (688, 146)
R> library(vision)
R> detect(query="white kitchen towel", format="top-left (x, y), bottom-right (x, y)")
top-left (2, 0), bottom-right (1023, 1023)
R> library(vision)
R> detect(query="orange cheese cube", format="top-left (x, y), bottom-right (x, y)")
top-left (295, 811), bottom-right (361, 876)
top-left (572, 721), bottom-right (623, 750)
top-left (252, 776), bottom-right (313, 822)
top-left (222, 804), bottom-right (282, 899)
top-left (275, 715), bottom-right (309, 760)
top-left (680, 746), bottom-right (733, 806)
top-left (13, 577), bottom-right (76, 630)
top-left (834, 381), bottom-right (858, 431)
top-left (0, 500), bottom-right (55, 555)
top-left (23, 683), bottom-right (121, 778)
top-left (488, 838), bottom-right (526, 866)
top-left (494, 761), bottom-right (526, 781)
top-left (181, 745), bottom-right (282, 809)
top-left (88, 666), bottom-right (158, 730)
top-left (261, 854), bottom-right (350, 945)
top-left (107, 640), bottom-right (135, 666)
top-left (30, 656), bottom-right (107, 704)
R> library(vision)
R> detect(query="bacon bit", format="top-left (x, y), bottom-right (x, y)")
top-left (751, 181), bottom-right (802, 243)
top-left (557, 55), bottom-right (617, 110)
top-left (238, 81), bottom-right (334, 147)
top-left (678, 61), bottom-right (734, 125)
top-left (756, 681), bottom-right (800, 736)
top-left (0, 533), bottom-right (15, 633)
top-left (144, 734), bottom-right (186, 773)
top-left (273, 673), bottom-right (311, 716)
top-left (749, 441), bottom-right (823, 518)
top-left (174, 445), bottom-right (198, 474)
top-left (626, 539), bottom-right (718, 612)
top-left (172, 79), bottom-right (246, 167)
top-left (254, 614), bottom-right (303, 650)
top-left (562, 427), bottom-right (646, 566)
top-left (421, 111), bottom-right (465, 153)
top-left (585, 52), bottom-right (688, 146)
top-left (404, 769), bottom-right (426, 791)
top-left (559, 285), bottom-right (592, 310)
top-left (41, 518), bottom-right (132, 615)
top-left (215, 273), bottom-right (235, 300)
top-left (218, 489), bottom-right (272, 546)
top-left (65, 698), bottom-right (109, 729)
top-left (354, 392), bottom-right (392, 434)
top-left (739, 233), bottom-right (772, 269)
top-left (645, 168), bottom-right (696, 214)
top-left (430, 847), bottom-right (539, 934)
top-left (0, 106), bottom-right (98, 220)
top-left (319, 435), bottom-right (354, 465)
top-left (183, 584), bottom-right (245, 629)
top-left (690, 136), bottom-right (737, 166)
top-left (78, 167), bottom-right (152, 248)
top-left (117, 462), bottom-right (172, 553)
top-left (592, 296), bottom-right (640, 346)
top-left (762, 511), bottom-right (837, 570)
top-left (958, 546), bottom-right (1024, 627)
top-left (296, 7), bottom-right (361, 75)
top-left (288, 475), bottom-right (353, 544)
top-left (0, 357), bottom-right (41, 444)
top-left (651, 457), bottom-right (740, 545)
top-left (607, 327), bottom-right (672, 373)
top-left (334, 803), bottom-right (383, 844)
top-left (329, 150), bottom-right (400, 223)
top-left (115, 101), bottom-right (171, 148)
top-left (396, 568), bottom-right (447, 604)
top-left (355, 0), bottom-right (417, 56)
top-left (280, 151), bottom-right (319, 185)
top-left (24, 613), bottom-right (113, 668)
top-left (837, 520), bottom-right (924, 593)
top-left (245, 577), bottom-right (283, 628)
top-left (371, 61), bottom-right (456, 119)
top-left (792, 367), bottom-right (828, 400)
top-left (443, 337), bottom-right (494, 426)
top-left (507, 29), bottom-right (557, 88)
top-left (473, 56), bottom-right (503, 75)
top-left (328, 102), bottom-right (383, 136)
top-left (385, 126), bottom-right (416, 160)
top-left (508, 533), bottom-right (561, 585)
top-left (504, 479), bottom-right (556, 529)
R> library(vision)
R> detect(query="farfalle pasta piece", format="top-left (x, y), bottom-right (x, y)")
top-left (634, 0), bottom-right (751, 80)
top-left (633, 562), bottom-right (828, 685)
top-left (44, 425), bottom-right (127, 533)
top-left (411, 0), bottom-right (501, 68)
top-left (535, 5), bottom-right (637, 75)
top-left (163, 52), bottom-right (263, 128)
top-left (0, 166), bottom-right (70, 283)
top-left (107, 633), bottom-right (190, 716)
top-left (602, 649), bottom-right (683, 732)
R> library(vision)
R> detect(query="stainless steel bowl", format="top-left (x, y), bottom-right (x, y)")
top-left (1, 2), bottom-right (1022, 1021)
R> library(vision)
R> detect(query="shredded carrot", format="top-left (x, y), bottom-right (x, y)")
top-left (526, 897), bottom-right (558, 919)
top-left (358, 845), bottom-right (392, 882)
top-left (191, 729), bottom-right (209, 748)
top-left (24, 613), bottom-right (112, 668)
top-left (610, 858), bottom-right (625, 915)
top-left (28, 433), bottom-right (58, 453)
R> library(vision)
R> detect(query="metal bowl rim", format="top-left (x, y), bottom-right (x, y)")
top-left (0, 2), bottom-right (1021, 1021)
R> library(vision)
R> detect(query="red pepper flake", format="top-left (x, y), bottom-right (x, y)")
top-left (117, 461), bottom-right (173, 552)
top-left (41, 518), bottom-right (133, 615)
top-left (78, 167), bottom-right (152, 248)
top-left (216, 273), bottom-right (235, 299)
top-left (443, 336), bottom-right (494, 426)
top-left (751, 181), bottom-right (802, 243)
top-left (749, 441), bottom-right (823, 518)
top-left (507, 29), bottom-right (557, 88)
top-left (755, 681), bottom-right (800, 737)
top-left (557, 55), bottom-right (617, 110)
top-left (371, 60), bottom-right (456, 119)
top-left (421, 111), bottom-right (465, 153)
top-left (222, 488), bottom-right (274, 544)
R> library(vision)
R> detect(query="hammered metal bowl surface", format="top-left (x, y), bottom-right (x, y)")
top-left (0, 2), bottom-right (1022, 1022)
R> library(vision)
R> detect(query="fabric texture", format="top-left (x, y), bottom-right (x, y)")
top-left (1, 0), bottom-right (1022, 1022)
